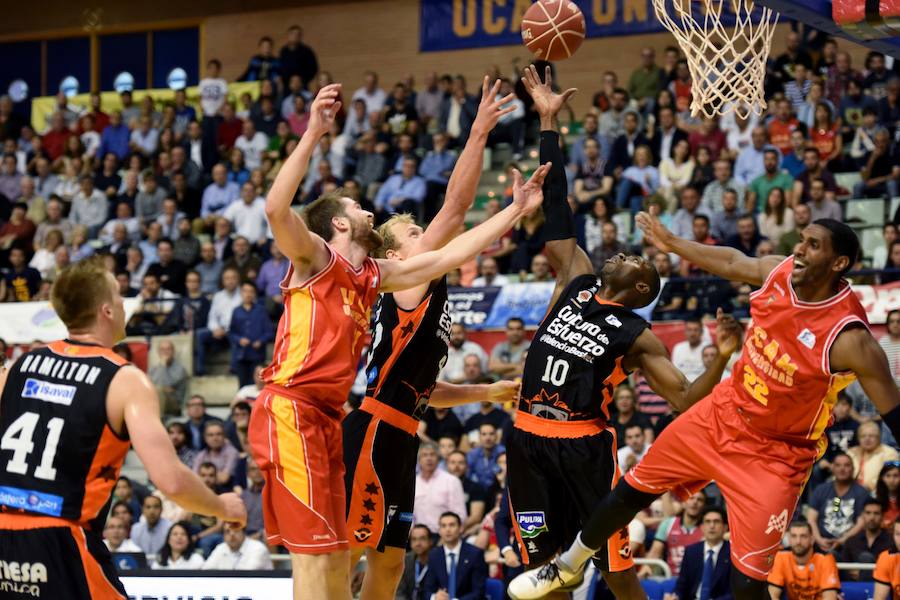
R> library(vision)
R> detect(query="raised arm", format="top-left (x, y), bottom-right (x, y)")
top-left (625, 309), bottom-right (742, 413)
top-left (420, 77), bottom-right (518, 251)
top-left (108, 367), bottom-right (246, 524)
top-left (520, 65), bottom-right (590, 308)
top-left (264, 84), bottom-right (342, 279)
top-left (428, 379), bottom-right (520, 408)
top-left (378, 164), bottom-right (550, 292)
top-left (637, 211), bottom-right (785, 287)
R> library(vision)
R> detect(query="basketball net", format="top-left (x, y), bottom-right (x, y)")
top-left (652, 0), bottom-right (779, 119)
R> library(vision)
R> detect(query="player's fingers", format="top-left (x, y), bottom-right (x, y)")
top-left (512, 168), bottom-right (524, 188)
top-left (330, 101), bottom-right (342, 118)
top-left (544, 65), bottom-right (552, 86)
top-left (490, 79), bottom-right (502, 99)
top-left (561, 87), bottom-right (578, 102)
top-left (526, 64), bottom-right (539, 87)
top-left (482, 75), bottom-right (490, 98)
top-left (497, 104), bottom-right (517, 117)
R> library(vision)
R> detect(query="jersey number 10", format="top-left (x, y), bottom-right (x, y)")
top-left (1, 412), bottom-right (64, 481)
top-left (542, 357), bottom-right (571, 386)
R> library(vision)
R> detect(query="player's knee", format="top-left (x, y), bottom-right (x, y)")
top-left (730, 568), bottom-right (768, 600)
top-left (614, 479), bottom-right (660, 512)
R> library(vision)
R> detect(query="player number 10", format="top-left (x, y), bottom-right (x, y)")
top-left (542, 356), bottom-right (570, 386)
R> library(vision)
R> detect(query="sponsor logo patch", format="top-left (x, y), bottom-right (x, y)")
top-left (0, 486), bottom-right (63, 517)
top-left (605, 315), bottom-right (622, 328)
top-left (797, 329), bottom-right (816, 350)
top-left (22, 378), bottom-right (76, 406)
top-left (765, 509), bottom-right (789, 535)
top-left (517, 511), bottom-right (549, 539)
top-left (353, 528), bottom-right (372, 542)
top-left (576, 290), bottom-right (592, 304)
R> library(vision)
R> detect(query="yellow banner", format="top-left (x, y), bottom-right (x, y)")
top-left (30, 81), bottom-right (262, 133)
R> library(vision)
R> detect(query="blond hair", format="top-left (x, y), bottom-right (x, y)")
top-left (50, 255), bottom-right (114, 330)
top-left (374, 213), bottom-right (416, 259)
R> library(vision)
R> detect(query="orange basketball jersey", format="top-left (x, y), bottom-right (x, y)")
top-left (262, 244), bottom-right (381, 412)
top-left (724, 256), bottom-right (869, 446)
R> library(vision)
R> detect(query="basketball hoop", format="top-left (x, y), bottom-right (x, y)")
top-left (652, 0), bottom-right (779, 119)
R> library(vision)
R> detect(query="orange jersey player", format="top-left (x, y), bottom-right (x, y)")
top-left (510, 210), bottom-right (900, 600)
top-left (247, 82), bottom-right (551, 600)
top-left (768, 521), bottom-right (840, 600)
top-left (874, 521), bottom-right (900, 600)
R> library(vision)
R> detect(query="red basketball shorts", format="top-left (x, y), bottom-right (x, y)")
top-left (624, 385), bottom-right (818, 578)
top-left (248, 387), bottom-right (348, 554)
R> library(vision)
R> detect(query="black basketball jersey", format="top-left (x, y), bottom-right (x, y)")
top-left (520, 274), bottom-right (650, 422)
top-left (0, 340), bottom-right (130, 528)
top-left (365, 276), bottom-right (452, 420)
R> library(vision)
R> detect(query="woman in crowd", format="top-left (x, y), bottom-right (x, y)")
top-left (152, 522), bottom-right (205, 569)
top-left (658, 138), bottom-right (695, 211)
top-left (758, 187), bottom-right (795, 248)
top-left (688, 145), bottom-right (714, 192)
top-left (611, 385), bottom-right (654, 448)
top-left (617, 145), bottom-right (660, 214)
top-left (66, 225), bottom-right (95, 263)
top-left (226, 148), bottom-right (250, 186)
top-left (809, 101), bottom-right (844, 170)
top-left (876, 462), bottom-right (900, 529)
top-left (167, 421), bottom-right (198, 468)
top-left (848, 421), bottom-right (900, 492)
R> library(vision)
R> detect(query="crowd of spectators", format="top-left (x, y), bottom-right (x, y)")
top-left (0, 18), bottom-right (899, 594)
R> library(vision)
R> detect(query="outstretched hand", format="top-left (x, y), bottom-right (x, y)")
top-left (714, 308), bottom-right (743, 357)
top-left (308, 83), bottom-right (343, 137)
top-left (636, 211), bottom-right (676, 253)
top-left (521, 64), bottom-right (576, 119)
top-left (511, 163), bottom-right (552, 214)
top-left (472, 76), bottom-right (518, 136)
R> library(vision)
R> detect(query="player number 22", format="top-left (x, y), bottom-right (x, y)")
top-left (542, 356), bottom-right (570, 386)
top-left (1, 412), bottom-right (64, 481)
top-left (742, 365), bottom-right (770, 406)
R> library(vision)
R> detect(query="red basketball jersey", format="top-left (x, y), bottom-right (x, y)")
top-left (262, 244), bottom-right (381, 412)
top-left (724, 256), bottom-right (869, 446)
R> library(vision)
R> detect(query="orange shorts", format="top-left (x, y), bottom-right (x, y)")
top-left (248, 387), bottom-right (348, 554)
top-left (624, 385), bottom-right (818, 578)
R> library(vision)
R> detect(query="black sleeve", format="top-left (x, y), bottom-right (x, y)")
top-left (540, 130), bottom-right (576, 242)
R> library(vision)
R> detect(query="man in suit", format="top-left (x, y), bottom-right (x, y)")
top-left (423, 512), bottom-right (487, 600)
top-left (667, 506), bottom-right (732, 600)
top-left (397, 524), bottom-right (433, 600)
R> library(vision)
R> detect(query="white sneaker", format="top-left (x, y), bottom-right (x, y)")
top-left (507, 558), bottom-right (582, 600)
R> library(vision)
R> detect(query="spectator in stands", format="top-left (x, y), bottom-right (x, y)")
top-left (710, 188), bottom-right (743, 242)
top-left (149, 339), bottom-right (188, 416)
top-left (103, 515), bottom-right (143, 554)
top-left (130, 495), bottom-right (173, 556)
top-left (807, 452), bottom-right (869, 552)
top-left (69, 175), bottom-right (107, 238)
top-left (650, 104), bottom-right (689, 165)
top-left (111, 501), bottom-right (136, 529)
top-left (617, 424), bottom-right (651, 471)
top-left (688, 118), bottom-right (727, 161)
top-left (599, 87), bottom-right (630, 138)
top-left (839, 499), bottom-right (891, 580)
top-left (423, 512), bottom-right (487, 600)
top-left (878, 310), bottom-right (900, 387)
top-left (185, 395), bottom-right (218, 452)
top-left (153, 522), bottom-right (205, 569)
top-left (767, 98), bottom-right (806, 157)
top-left (228, 282), bottom-right (274, 386)
top-left (758, 188), bottom-right (795, 249)
top-left (658, 138), bottom-right (694, 210)
top-left (397, 523), bottom-right (433, 600)
top-left (414, 443), bottom-right (467, 535)
top-left (446, 450), bottom-right (489, 536)
top-left (652, 253), bottom-right (690, 321)
top-left (421, 406), bottom-right (464, 447)
top-left (849, 422), bottom-right (900, 492)
top-left (128, 272), bottom-right (177, 335)
top-left (223, 236), bottom-right (261, 282)
top-left (589, 221), bottom-right (629, 274)
top-left (849, 108), bottom-right (882, 165)
top-left (779, 130), bottom-right (808, 180)
top-left (854, 129), bottom-right (900, 199)
top-left (747, 149), bottom-right (794, 213)
top-left (571, 113), bottom-right (611, 171)
top-left (352, 71), bottom-right (388, 117)
top-left (162, 270), bottom-right (210, 334)
top-left (373, 157), bottom-right (426, 217)
top-left (724, 214), bottom-right (766, 257)
top-left (167, 422), bottom-right (197, 467)
top-left (34, 197), bottom-right (71, 247)
top-left (0, 201), bottom-right (35, 249)
top-left (195, 241), bottom-right (224, 295)
top-left (203, 524), bottom-right (273, 570)
top-left (617, 145), bottom-right (660, 214)
top-left (882, 242), bottom-right (900, 285)
top-left (195, 266), bottom-right (242, 375)
top-left (172, 218), bottom-right (200, 265)
top-left (702, 159), bottom-right (745, 214)
top-left (147, 238), bottom-right (187, 295)
top-left (609, 110), bottom-right (649, 177)
top-left (777, 202), bottom-right (811, 256)
top-left (628, 47), bottom-right (663, 110)
top-left (678, 215), bottom-right (717, 277)
top-left (112, 477), bottom-right (142, 524)
top-left (806, 179), bottom-right (842, 222)
top-left (641, 490), bottom-right (706, 577)
top-left (523, 253), bottom-right (553, 283)
top-left (671, 319), bottom-right (707, 382)
top-left (672, 506), bottom-right (731, 600)
top-left (875, 463), bottom-right (900, 531)
top-left (488, 317), bottom-right (529, 380)
top-left (0, 154), bottom-right (21, 201)
top-left (134, 171), bottom-right (165, 224)
top-left (611, 384), bottom-right (654, 445)
top-left (2, 246), bottom-right (41, 301)
top-left (819, 395), bottom-right (859, 481)
top-left (573, 138), bottom-right (609, 207)
top-left (255, 242), bottom-right (289, 318)
top-left (440, 75), bottom-right (478, 147)
top-left (671, 186), bottom-right (707, 240)
top-left (240, 458), bottom-right (265, 541)
top-left (193, 421), bottom-right (239, 487)
top-left (466, 423), bottom-right (505, 489)
top-left (471, 256), bottom-right (509, 288)
top-left (733, 126), bottom-right (769, 186)
top-left (223, 182), bottom-right (267, 247)
top-left (872, 224), bottom-right (897, 271)
top-left (770, 522), bottom-right (841, 600)
top-left (198, 59), bottom-right (228, 119)
top-left (234, 120), bottom-right (268, 173)
top-left (201, 164), bottom-right (240, 221)
top-left (239, 36), bottom-right (281, 84)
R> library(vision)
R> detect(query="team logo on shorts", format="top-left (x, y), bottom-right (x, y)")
top-left (354, 528), bottom-right (373, 542)
top-left (517, 512), bottom-right (549, 539)
top-left (765, 509), bottom-right (789, 535)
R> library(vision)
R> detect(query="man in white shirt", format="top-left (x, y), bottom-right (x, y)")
top-left (471, 256), bottom-right (509, 287)
top-left (413, 443), bottom-right (467, 535)
top-left (617, 424), bottom-right (652, 471)
top-left (438, 323), bottom-right (489, 383)
top-left (194, 267), bottom-right (242, 375)
top-left (671, 319), bottom-right (709, 382)
top-left (351, 70), bottom-right (387, 117)
top-left (130, 495), bottom-right (173, 555)
top-left (234, 120), bottom-right (268, 171)
top-left (103, 516), bottom-right (143, 554)
top-left (198, 59), bottom-right (229, 117)
top-left (203, 524), bottom-right (273, 570)
top-left (223, 182), bottom-right (268, 245)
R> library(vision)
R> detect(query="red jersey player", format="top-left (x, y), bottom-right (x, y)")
top-left (248, 83), bottom-right (550, 600)
top-left (509, 213), bottom-right (900, 600)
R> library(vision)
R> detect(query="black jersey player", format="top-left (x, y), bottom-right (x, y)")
top-left (505, 66), bottom-right (743, 600)
top-left (0, 257), bottom-right (245, 600)
top-left (343, 77), bottom-right (521, 600)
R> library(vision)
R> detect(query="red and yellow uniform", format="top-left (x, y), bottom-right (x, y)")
top-left (248, 245), bottom-right (380, 554)
top-left (874, 549), bottom-right (900, 600)
top-left (768, 117), bottom-right (804, 156)
top-left (768, 551), bottom-right (840, 600)
top-left (625, 256), bottom-right (869, 577)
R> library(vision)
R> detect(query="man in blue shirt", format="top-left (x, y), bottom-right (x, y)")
top-left (373, 157), bottom-right (426, 218)
top-left (466, 423), bottom-right (505, 489)
top-left (227, 282), bottom-right (275, 386)
top-left (98, 111), bottom-right (131, 161)
top-left (201, 164), bottom-right (240, 222)
top-left (419, 133), bottom-right (457, 221)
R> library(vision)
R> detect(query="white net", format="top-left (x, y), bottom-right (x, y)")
top-left (652, 0), bottom-right (779, 119)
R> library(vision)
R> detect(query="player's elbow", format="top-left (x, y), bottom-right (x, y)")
top-left (148, 461), bottom-right (189, 498)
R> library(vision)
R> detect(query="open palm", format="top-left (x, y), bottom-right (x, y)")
top-left (521, 65), bottom-right (576, 118)
top-left (512, 163), bottom-right (552, 214)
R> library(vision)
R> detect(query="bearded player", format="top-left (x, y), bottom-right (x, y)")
top-left (343, 77), bottom-right (521, 600)
top-left (504, 65), bottom-right (742, 600)
top-left (509, 210), bottom-right (900, 599)
top-left (249, 82), bottom-right (551, 600)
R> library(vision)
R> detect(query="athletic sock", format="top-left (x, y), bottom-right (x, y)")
top-left (558, 532), bottom-right (596, 572)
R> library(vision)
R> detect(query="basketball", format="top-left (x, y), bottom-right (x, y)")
top-left (521, 0), bottom-right (586, 61)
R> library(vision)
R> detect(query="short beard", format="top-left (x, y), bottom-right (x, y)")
top-left (350, 218), bottom-right (383, 252)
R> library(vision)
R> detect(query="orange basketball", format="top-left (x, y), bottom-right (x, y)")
top-left (521, 0), bottom-right (586, 61)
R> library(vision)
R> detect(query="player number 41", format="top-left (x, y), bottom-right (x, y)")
top-left (1, 412), bottom-right (64, 481)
